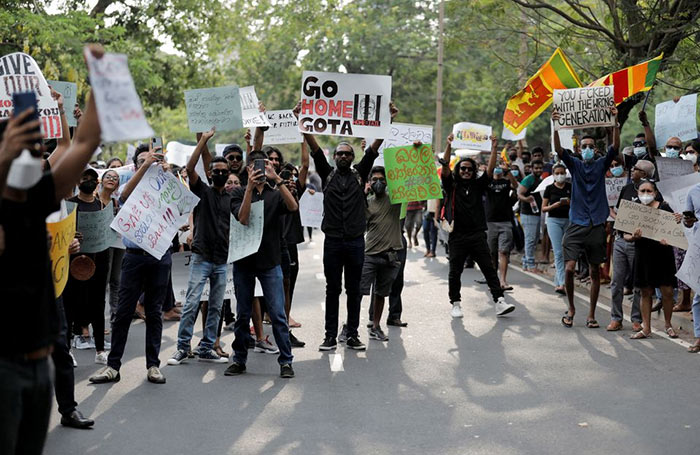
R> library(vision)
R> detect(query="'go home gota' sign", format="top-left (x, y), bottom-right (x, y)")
top-left (110, 165), bottom-right (200, 259)
top-left (383, 144), bottom-right (441, 203)
top-left (298, 71), bottom-right (392, 138)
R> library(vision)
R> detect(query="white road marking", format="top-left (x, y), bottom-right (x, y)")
top-left (329, 353), bottom-right (344, 372)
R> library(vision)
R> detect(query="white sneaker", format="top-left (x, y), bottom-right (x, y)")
top-left (495, 297), bottom-right (515, 316)
top-left (87, 336), bottom-right (96, 349)
top-left (451, 302), bottom-right (463, 318)
top-left (75, 336), bottom-right (92, 350)
top-left (95, 351), bottom-right (108, 365)
top-left (69, 350), bottom-right (77, 368)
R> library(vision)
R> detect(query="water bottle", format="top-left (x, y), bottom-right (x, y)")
top-left (530, 200), bottom-right (539, 214)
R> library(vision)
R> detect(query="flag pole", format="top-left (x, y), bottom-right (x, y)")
top-left (641, 83), bottom-right (654, 112)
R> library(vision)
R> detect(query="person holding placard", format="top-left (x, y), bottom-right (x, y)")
top-left (99, 169), bottom-right (124, 323)
top-left (441, 134), bottom-right (516, 319)
top-left (623, 180), bottom-right (681, 339)
top-left (682, 189), bottom-right (700, 352)
top-left (552, 106), bottom-right (620, 329)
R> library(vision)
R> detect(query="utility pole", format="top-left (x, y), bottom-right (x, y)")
top-left (434, 0), bottom-right (445, 155)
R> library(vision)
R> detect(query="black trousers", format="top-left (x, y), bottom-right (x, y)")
top-left (288, 243), bottom-right (300, 304)
top-left (448, 231), bottom-right (503, 303)
top-left (323, 236), bottom-right (364, 338)
top-left (369, 235), bottom-right (407, 321)
top-left (53, 297), bottom-right (77, 416)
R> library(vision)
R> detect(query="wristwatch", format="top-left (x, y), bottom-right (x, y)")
top-left (438, 158), bottom-right (449, 166)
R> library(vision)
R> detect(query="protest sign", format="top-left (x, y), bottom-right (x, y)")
top-left (383, 144), bottom-right (442, 203)
top-left (605, 177), bottom-right (627, 206)
top-left (367, 122), bottom-right (434, 165)
top-left (676, 226), bottom-right (700, 293)
top-left (259, 110), bottom-right (302, 145)
top-left (47, 80), bottom-right (77, 127)
top-left (76, 202), bottom-right (120, 253)
top-left (239, 86), bottom-right (271, 128)
top-left (298, 71), bottom-right (392, 138)
top-left (228, 201), bottom-right (264, 263)
top-left (613, 199), bottom-right (687, 250)
top-left (552, 86), bottom-right (615, 130)
top-left (184, 86), bottom-right (243, 133)
top-left (502, 127), bottom-right (526, 141)
top-left (111, 165), bottom-right (200, 259)
top-left (85, 50), bottom-right (153, 142)
top-left (656, 156), bottom-right (694, 181)
top-left (299, 191), bottom-right (324, 228)
top-left (654, 94), bottom-right (698, 145)
top-left (171, 252), bottom-right (234, 300)
top-left (657, 173), bottom-right (700, 212)
top-left (0, 52), bottom-right (62, 139)
top-left (452, 122), bottom-right (492, 150)
top-left (551, 120), bottom-right (574, 152)
top-left (46, 204), bottom-right (77, 297)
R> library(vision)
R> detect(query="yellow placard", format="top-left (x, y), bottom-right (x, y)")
top-left (46, 206), bottom-right (76, 297)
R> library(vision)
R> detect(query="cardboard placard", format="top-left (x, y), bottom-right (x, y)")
top-left (552, 86), bottom-right (615, 130)
top-left (260, 109), bottom-right (303, 145)
top-left (613, 199), bottom-right (687, 250)
top-left (605, 177), bottom-right (628, 206)
top-left (657, 173), bottom-right (700, 212)
top-left (383, 144), bottom-right (442, 203)
top-left (184, 86), bottom-right (243, 133)
top-left (367, 122), bottom-right (433, 165)
top-left (47, 80), bottom-right (77, 127)
top-left (452, 122), bottom-right (492, 150)
top-left (46, 204), bottom-right (77, 297)
top-left (77, 201), bottom-right (121, 253)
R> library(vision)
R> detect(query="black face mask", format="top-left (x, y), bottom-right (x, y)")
top-left (211, 173), bottom-right (228, 187)
top-left (371, 181), bottom-right (386, 195)
top-left (79, 179), bottom-right (98, 194)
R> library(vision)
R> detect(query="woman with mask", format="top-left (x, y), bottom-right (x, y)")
top-left (606, 157), bottom-right (626, 178)
top-left (624, 180), bottom-right (681, 339)
top-left (542, 164), bottom-right (571, 294)
top-left (98, 169), bottom-right (123, 327)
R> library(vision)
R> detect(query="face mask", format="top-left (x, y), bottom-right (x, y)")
top-left (638, 194), bottom-right (654, 205)
top-left (211, 173), bottom-right (228, 187)
top-left (683, 153), bottom-right (698, 165)
top-left (78, 179), bottom-right (98, 194)
top-left (633, 147), bottom-right (646, 158)
top-left (6, 149), bottom-right (43, 190)
top-left (371, 180), bottom-right (386, 195)
top-left (665, 148), bottom-right (679, 158)
top-left (511, 170), bottom-right (519, 178)
top-left (581, 147), bottom-right (595, 161)
top-left (554, 174), bottom-right (566, 183)
top-left (610, 166), bottom-right (624, 177)
top-left (494, 168), bottom-right (503, 175)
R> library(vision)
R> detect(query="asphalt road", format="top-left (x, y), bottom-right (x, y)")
top-left (46, 234), bottom-right (699, 455)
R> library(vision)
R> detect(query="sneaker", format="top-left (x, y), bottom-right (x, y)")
top-left (95, 351), bottom-right (108, 365)
top-left (254, 337), bottom-right (279, 354)
top-left (289, 331), bottom-right (306, 348)
top-left (346, 336), bottom-right (366, 351)
top-left (192, 344), bottom-right (203, 356)
top-left (368, 326), bottom-right (389, 342)
top-left (338, 324), bottom-right (348, 343)
top-left (87, 336), bottom-right (96, 349)
top-left (147, 366), bottom-right (166, 384)
top-left (280, 363), bottom-right (295, 378)
top-left (89, 366), bottom-right (120, 384)
top-left (75, 335), bottom-right (92, 350)
top-left (167, 349), bottom-right (189, 366)
top-left (319, 336), bottom-right (337, 351)
top-left (103, 340), bottom-right (111, 350)
top-left (70, 350), bottom-right (77, 368)
top-left (224, 322), bottom-right (236, 332)
top-left (224, 361), bottom-right (246, 376)
top-left (451, 302), bottom-right (463, 318)
top-left (198, 349), bottom-right (228, 363)
top-left (495, 297), bottom-right (515, 316)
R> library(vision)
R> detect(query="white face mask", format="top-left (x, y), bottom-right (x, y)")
top-left (683, 153), bottom-right (698, 165)
top-left (554, 174), bottom-right (566, 183)
top-left (638, 194), bottom-right (654, 205)
top-left (665, 147), bottom-right (680, 158)
top-left (633, 147), bottom-right (646, 158)
top-left (6, 149), bottom-right (43, 190)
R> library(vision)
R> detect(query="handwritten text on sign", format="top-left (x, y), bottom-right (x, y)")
top-left (184, 86), bottom-right (243, 133)
top-left (299, 71), bottom-right (392, 138)
top-left (48, 80), bottom-right (77, 127)
top-left (0, 52), bottom-right (62, 139)
top-left (383, 144), bottom-right (442, 204)
top-left (655, 156), bottom-right (694, 181)
top-left (605, 177), bottom-right (627, 207)
top-left (552, 86), bottom-right (615, 130)
top-left (46, 205), bottom-right (77, 297)
top-left (613, 199), bottom-right (687, 250)
top-left (111, 165), bottom-right (200, 259)
top-left (654, 93), bottom-right (698, 146)
top-left (260, 109), bottom-right (303, 145)
top-left (77, 201), bottom-right (121, 253)
top-left (228, 201), bottom-right (264, 264)
top-left (239, 86), bottom-right (271, 128)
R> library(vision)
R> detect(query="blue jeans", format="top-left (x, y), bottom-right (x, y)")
top-left (521, 214), bottom-right (540, 269)
top-left (546, 216), bottom-right (569, 287)
top-left (176, 254), bottom-right (227, 352)
top-left (422, 213), bottom-right (438, 253)
top-left (232, 265), bottom-right (292, 366)
top-left (693, 293), bottom-right (700, 338)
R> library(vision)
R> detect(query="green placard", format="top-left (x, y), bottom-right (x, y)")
top-left (383, 144), bottom-right (442, 204)
top-left (48, 80), bottom-right (77, 127)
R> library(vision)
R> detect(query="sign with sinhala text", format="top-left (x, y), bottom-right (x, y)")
top-left (451, 122), bottom-right (492, 150)
top-left (383, 144), bottom-right (442, 203)
top-left (613, 199), bottom-right (687, 250)
top-left (48, 80), bottom-right (77, 127)
top-left (298, 71), bottom-right (392, 138)
top-left (46, 204), bottom-right (77, 297)
top-left (654, 94), bottom-right (698, 146)
top-left (367, 122), bottom-right (434, 165)
top-left (184, 86), bottom-right (243, 133)
top-left (552, 86), bottom-right (615, 130)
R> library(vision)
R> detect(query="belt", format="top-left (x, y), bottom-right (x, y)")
top-left (1, 345), bottom-right (53, 362)
top-left (126, 248), bottom-right (151, 256)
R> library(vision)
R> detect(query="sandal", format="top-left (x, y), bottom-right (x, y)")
top-left (214, 345), bottom-right (229, 358)
top-left (585, 319), bottom-right (600, 329)
top-left (687, 345), bottom-right (700, 353)
top-left (561, 313), bottom-right (573, 328)
top-left (631, 331), bottom-right (651, 339)
top-left (665, 327), bottom-right (678, 339)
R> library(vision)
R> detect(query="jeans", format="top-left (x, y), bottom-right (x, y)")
top-left (176, 254), bottom-right (227, 352)
top-left (369, 235), bottom-right (407, 321)
top-left (521, 214), bottom-right (540, 269)
top-left (53, 297), bottom-right (77, 416)
top-left (545, 217), bottom-right (569, 287)
top-left (693, 293), bottom-right (700, 338)
top-left (610, 237), bottom-right (642, 323)
top-left (422, 213), bottom-right (438, 253)
top-left (0, 357), bottom-right (51, 455)
top-left (107, 247), bottom-right (125, 320)
top-left (323, 236), bottom-right (365, 338)
top-left (232, 265), bottom-right (293, 366)
top-left (448, 231), bottom-right (504, 303)
top-left (108, 250), bottom-right (171, 371)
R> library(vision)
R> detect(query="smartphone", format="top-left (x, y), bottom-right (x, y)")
top-left (12, 91), bottom-right (42, 156)
top-left (151, 137), bottom-right (163, 151)
top-left (683, 211), bottom-right (696, 218)
top-left (253, 159), bottom-right (265, 181)
top-left (279, 169), bottom-right (292, 181)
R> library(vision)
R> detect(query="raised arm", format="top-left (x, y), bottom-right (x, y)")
top-left (187, 127), bottom-right (215, 187)
top-left (638, 110), bottom-right (657, 157)
top-left (551, 109), bottom-right (564, 160)
top-left (253, 101), bottom-right (267, 150)
top-left (486, 134), bottom-right (498, 178)
top-left (47, 87), bottom-right (70, 167)
top-left (268, 161), bottom-right (298, 212)
top-left (442, 133), bottom-right (453, 175)
top-left (298, 140), bottom-right (309, 188)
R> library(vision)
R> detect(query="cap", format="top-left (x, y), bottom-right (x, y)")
top-left (222, 144), bottom-right (244, 157)
top-left (634, 160), bottom-right (655, 177)
top-left (81, 168), bottom-right (99, 179)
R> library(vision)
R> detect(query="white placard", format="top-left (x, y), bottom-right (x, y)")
top-left (656, 156), bottom-right (694, 181)
top-left (171, 252), bottom-right (234, 301)
top-left (0, 52), bottom-right (62, 139)
top-left (299, 191), bottom-right (324, 228)
top-left (85, 50), bottom-right (154, 142)
top-left (298, 71), bottom-right (392, 138)
top-left (452, 122), bottom-right (492, 150)
top-left (551, 121), bottom-right (574, 152)
top-left (228, 201), bottom-right (264, 263)
top-left (657, 173), bottom-right (700, 212)
top-left (367, 122), bottom-right (433, 165)
top-left (239, 86), bottom-right (271, 128)
top-left (110, 165), bottom-right (200, 259)
top-left (654, 94), bottom-right (698, 146)
top-left (676, 226), bottom-right (700, 293)
top-left (552, 86), bottom-right (615, 130)
top-left (502, 127), bottom-right (526, 141)
top-left (215, 144), bottom-right (233, 156)
top-left (260, 109), bottom-right (303, 145)
top-left (605, 177), bottom-right (628, 206)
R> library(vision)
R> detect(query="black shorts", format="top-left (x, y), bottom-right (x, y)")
top-left (360, 251), bottom-right (401, 297)
top-left (562, 223), bottom-right (606, 265)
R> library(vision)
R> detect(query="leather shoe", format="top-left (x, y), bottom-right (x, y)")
top-left (60, 409), bottom-right (95, 429)
top-left (386, 319), bottom-right (408, 327)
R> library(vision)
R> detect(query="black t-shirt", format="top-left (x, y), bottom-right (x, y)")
top-left (519, 174), bottom-right (542, 215)
top-left (0, 173), bottom-right (59, 355)
top-left (442, 172), bottom-right (490, 234)
top-left (542, 182), bottom-right (572, 218)
top-left (190, 178), bottom-right (231, 265)
top-left (230, 184), bottom-right (291, 270)
top-left (282, 180), bottom-right (305, 245)
top-left (486, 178), bottom-right (514, 222)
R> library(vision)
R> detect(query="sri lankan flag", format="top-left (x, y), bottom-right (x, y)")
top-left (504, 48), bottom-right (582, 135)
top-left (587, 54), bottom-right (663, 105)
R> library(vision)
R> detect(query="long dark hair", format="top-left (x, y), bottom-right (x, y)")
top-left (452, 157), bottom-right (477, 181)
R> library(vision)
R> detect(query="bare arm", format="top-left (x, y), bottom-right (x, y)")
top-left (298, 140), bottom-right (309, 188)
top-left (441, 133), bottom-right (453, 175)
top-left (187, 128), bottom-right (215, 187)
top-left (639, 110), bottom-right (657, 156)
top-left (551, 110), bottom-right (564, 159)
top-left (253, 101), bottom-right (267, 150)
top-left (486, 135), bottom-right (498, 178)
top-left (267, 159), bottom-right (297, 211)
top-left (119, 152), bottom-right (160, 202)
top-left (47, 88), bottom-right (70, 166)
top-left (517, 183), bottom-right (534, 204)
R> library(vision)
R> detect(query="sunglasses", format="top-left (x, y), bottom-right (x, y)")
top-left (336, 151), bottom-right (353, 157)
top-left (212, 169), bottom-right (229, 176)
top-left (459, 166), bottom-right (474, 172)
top-left (102, 175), bottom-right (119, 181)
top-left (227, 155), bottom-right (243, 162)
top-left (666, 145), bottom-right (681, 150)
top-left (633, 142), bottom-right (646, 147)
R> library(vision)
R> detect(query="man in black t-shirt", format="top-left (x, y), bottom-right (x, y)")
top-left (486, 164), bottom-right (518, 290)
top-left (441, 134), bottom-right (516, 319)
